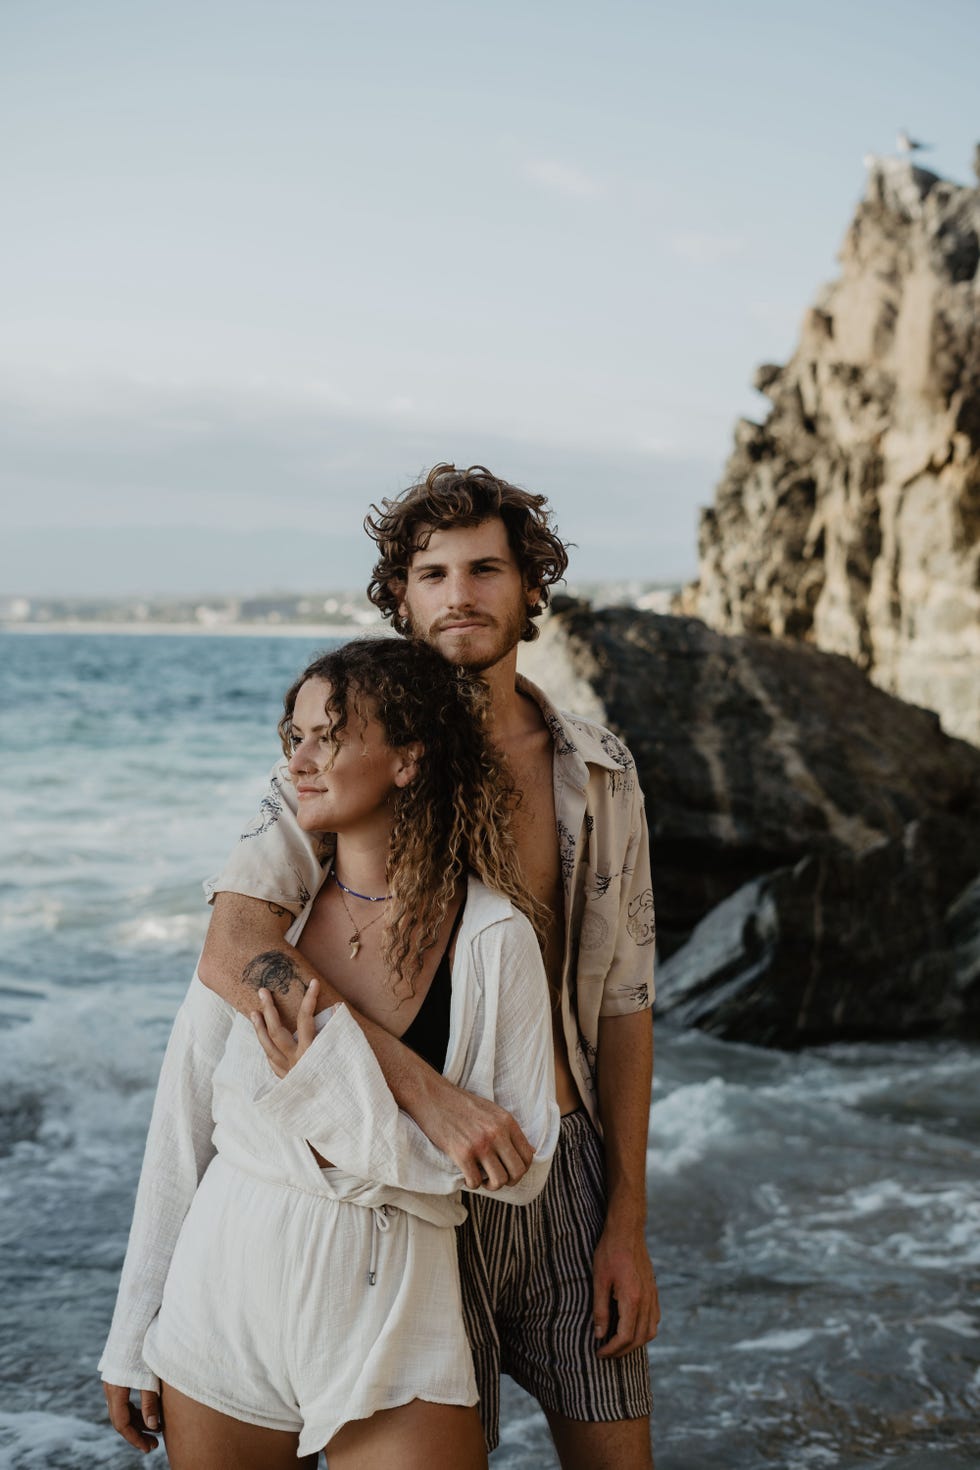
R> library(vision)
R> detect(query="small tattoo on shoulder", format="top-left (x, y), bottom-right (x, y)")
top-left (242, 951), bottom-right (303, 997)
top-left (266, 902), bottom-right (290, 919)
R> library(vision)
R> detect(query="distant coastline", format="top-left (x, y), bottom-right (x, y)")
top-left (0, 581), bottom-right (679, 641)
top-left (0, 620), bottom-right (385, 639)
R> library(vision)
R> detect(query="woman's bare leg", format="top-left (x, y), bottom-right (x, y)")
top-left (326, 1399), bottom-right (487, 1470)
top-left (160, 1381), bottom-right (316, 1470)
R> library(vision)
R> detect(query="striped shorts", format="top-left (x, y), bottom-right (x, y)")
top-left (457, 1108), bottom-right (652, 1451)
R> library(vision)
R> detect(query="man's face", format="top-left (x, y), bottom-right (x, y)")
top-left (395, 517), bottom-right (539, 673)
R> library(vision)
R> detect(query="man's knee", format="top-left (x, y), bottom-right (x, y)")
top-left (544, 1408), bottom-right (653, 1470)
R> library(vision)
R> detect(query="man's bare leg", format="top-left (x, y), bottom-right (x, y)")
top-left (544, 1409), bottom-right (654, 1470)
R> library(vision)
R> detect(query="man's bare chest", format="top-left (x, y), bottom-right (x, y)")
top-left (506, 746), bottom-right (563, 917)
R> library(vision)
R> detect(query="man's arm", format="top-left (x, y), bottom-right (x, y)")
top-left (250, 913), bottom-right (560, 1203)
top-left (592, 1008), bottom-right (660, 1357)
top-left (198, 892), bottom-right (534, 1189)
top-left (590, 771), bottom-right (660, 1358)
top-left (199, 891), bottom-right (328, 1026)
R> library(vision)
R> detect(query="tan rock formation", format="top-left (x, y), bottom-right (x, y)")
top-left (689, 156), bottom-right (980, 745)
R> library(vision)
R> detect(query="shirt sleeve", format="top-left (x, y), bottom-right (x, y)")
top-left (252, 913), bottom-right (560, 1206)
top-left (204, 761), bottom-right (326, 918)
top-left (98, 978), bottom-right (232, 1392)
top-left (598, 777), bottom-right (656, 1016)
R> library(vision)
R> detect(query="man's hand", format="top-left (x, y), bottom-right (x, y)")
top-left (251, 978), bottom-right (319, 1077)
top-left (103, 1382), bottom-right (161, 1454)
top-left (397, 1068), bottom-right (535, 1191)
top-left (592, 1223), bottom-right (661, 1358)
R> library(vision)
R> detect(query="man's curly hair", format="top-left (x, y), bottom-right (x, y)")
top-left (278, 638), bottom-right (546, 995)
top-left (364, 463), bottom-right (570, 642)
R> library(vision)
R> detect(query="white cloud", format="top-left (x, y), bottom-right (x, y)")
top-left (522, 157), bottom-right (603, 200)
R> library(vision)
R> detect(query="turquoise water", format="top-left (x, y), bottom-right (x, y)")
top-left (0, 632), bottom-right (978, 1469)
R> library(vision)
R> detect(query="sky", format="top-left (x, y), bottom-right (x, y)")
top-left (1, 0), bottom-right (978, 597)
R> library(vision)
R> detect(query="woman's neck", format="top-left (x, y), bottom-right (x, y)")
top-left (331, 833), bottom-right (392, 897)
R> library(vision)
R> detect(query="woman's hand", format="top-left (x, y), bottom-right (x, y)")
top-left (103, 1382), bottom-right (161, 1454)
top-left (251, 978), bottom-right (319, 1077)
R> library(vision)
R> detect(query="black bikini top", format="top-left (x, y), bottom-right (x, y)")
top-left (399, 897), bottom-right (465, 1073)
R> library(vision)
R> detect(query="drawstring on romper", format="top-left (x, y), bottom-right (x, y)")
top-left (368, 1205), bottom-right (390, 1286)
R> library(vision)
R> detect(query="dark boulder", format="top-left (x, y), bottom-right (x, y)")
top-left (521, 600), bottom-right (980, 1044)
top-left (655, 825), bottom-right (980, 1046)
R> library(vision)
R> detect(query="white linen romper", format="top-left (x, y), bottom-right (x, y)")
top-left (99, 875), bottom-right (559, 1455)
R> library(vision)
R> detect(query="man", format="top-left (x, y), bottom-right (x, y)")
top-left (199, 464), bottom-right (660, 1467)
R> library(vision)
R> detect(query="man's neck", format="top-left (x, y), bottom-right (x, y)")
top-left (479, 647), bottom-right (542, 744)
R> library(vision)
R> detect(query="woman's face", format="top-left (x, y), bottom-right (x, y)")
top-left (286, 678), bottom-right (411, 836)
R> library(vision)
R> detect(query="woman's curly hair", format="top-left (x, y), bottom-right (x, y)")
top-left (279, 638), bottom-right (546, 995)
top-left (365, 463), bottom-right (570, 642)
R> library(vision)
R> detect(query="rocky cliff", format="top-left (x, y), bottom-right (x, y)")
top-left (687, 156), bottom-right (980, 746)
top-left (518, 600), bottom-right (980, 1046)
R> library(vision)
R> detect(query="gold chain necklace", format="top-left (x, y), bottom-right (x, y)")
top-left (333, 872), bottom-right (391, 960)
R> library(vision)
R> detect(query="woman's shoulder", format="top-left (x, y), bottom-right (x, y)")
top-left (461, 874), bottom-right (539, 950)
top-left (463, 872), bottom-right (516, 920)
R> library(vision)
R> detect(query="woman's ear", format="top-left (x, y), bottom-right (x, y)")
top-left (393, 742), bottom-right (424, 788)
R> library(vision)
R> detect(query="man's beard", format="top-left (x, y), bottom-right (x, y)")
top-left (402, 602), bottom-right (528, 672)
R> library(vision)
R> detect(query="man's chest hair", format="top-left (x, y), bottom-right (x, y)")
top-left (504, 740), bottom-right (563, 906)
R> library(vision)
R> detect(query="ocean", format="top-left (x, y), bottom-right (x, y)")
top-left (0, 632), bottom-right (977, 1469)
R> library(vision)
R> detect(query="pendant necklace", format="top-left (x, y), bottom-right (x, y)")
top-left (333, 871), bottom-right (391, 960)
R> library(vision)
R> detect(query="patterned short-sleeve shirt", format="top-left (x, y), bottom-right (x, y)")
top-left (516, 677), bottom-right (655, 1121)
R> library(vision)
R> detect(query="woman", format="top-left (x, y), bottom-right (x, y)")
top-left (100, 638), bottom-right (559, 1469)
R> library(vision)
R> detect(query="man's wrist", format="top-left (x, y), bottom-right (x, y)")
top-left (602, 1192), bottom-right (648, 1237)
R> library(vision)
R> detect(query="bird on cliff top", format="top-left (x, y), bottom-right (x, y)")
top-left (897, 129), bottom-right (932, 154)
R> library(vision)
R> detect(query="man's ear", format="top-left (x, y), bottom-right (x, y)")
top-left (390, 578), bottom-right (408, 619)
top-left (525, 583), bottom-right (542, 609)
top-left (393, 742), bottom-right (424, 788)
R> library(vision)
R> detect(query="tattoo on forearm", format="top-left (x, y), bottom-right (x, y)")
top-left (241, 950), bottom-right (307, 997)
